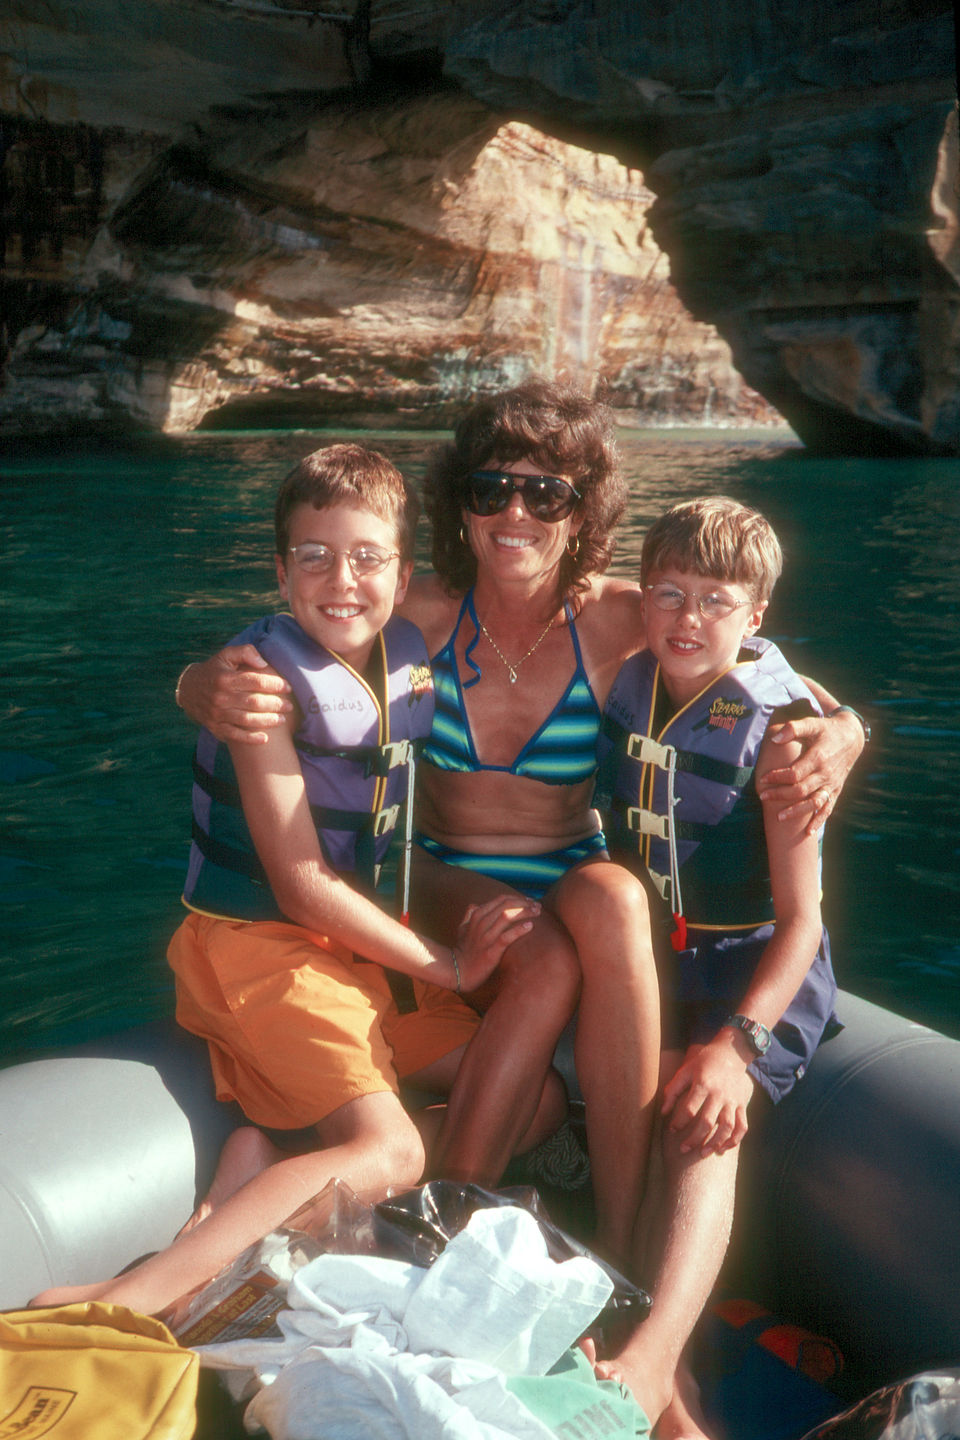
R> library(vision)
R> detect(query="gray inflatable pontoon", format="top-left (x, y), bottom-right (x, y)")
top-left (1, 990), bottom-right (958, 1404)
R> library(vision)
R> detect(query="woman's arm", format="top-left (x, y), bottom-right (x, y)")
top-left (230, 720), bottom-right (538, 991)
top-left (756, 680), bottom-right (866, 833)
top-left (178, 576), bottom-right (450, 744)
top-left (661, 725), bottom-right (825, 1155)
top-left (177, 648), bottom-right (292, 745)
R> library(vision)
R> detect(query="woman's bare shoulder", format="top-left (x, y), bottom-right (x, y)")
top-left (579, 575), bottom-right (645, 635)
top-left (398, 572), bottom-right (462, 653)
top-left (575, 575), bottom-right (646, 688)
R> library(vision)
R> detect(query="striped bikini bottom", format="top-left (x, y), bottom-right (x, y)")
top-left (413, 830), bottom-right (609, 901)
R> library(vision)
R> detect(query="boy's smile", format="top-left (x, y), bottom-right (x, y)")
top-left (276, 500), bottom-right (412, 673)
top-left (643, 566), bottom-right (767, 707)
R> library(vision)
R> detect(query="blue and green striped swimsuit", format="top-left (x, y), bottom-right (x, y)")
top-left (417, 590), bottom-right (608, 899)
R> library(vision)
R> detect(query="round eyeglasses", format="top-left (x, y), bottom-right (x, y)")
top-left (464, 470), bottom-right (581, 522)
top-left (644, 582), bottom-right (752, 621)
top-left (288, 543), bottom-right (400, 577)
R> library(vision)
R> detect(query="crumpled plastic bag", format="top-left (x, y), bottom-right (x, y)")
top-left (164, 1178), bottom-right (649, 1349)
top-left (800, 1368), bottom-right (960, 1440)
top-left (195, 1203), bottom-right (636, 1440)
top-left (375, 1180), bottom-right (650, 1333)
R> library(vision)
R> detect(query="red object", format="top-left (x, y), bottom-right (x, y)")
top-left (671, 914), bottom-right (688, 950)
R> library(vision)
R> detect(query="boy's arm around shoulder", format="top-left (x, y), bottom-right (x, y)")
top-left (228, 720), bottom-right (538, 992)
top-left (661, 722), bottom-right (824, 1156)
top-left (738, 721), bottom-right (826, 1029)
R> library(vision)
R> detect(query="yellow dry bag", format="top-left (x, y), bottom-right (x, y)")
top-left (0, 1302), bottom-right (198, 1440)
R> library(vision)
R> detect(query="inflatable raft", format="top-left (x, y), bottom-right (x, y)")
top-left (1, 990), bottom-right (959, 1411)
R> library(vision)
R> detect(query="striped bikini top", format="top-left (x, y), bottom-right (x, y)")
top-left (421, 590), bottom-right (602, 786)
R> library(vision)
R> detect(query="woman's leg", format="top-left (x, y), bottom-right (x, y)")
top-left (547, 860), bottom-right (661, 1269)
top-left (30, 1090), bottom-right (427, 1317)
top-left (410, 848), bottom-right (581, 1186)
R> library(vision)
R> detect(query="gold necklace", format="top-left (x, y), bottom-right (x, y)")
top-left (478, 612), bottom-right (556, 684)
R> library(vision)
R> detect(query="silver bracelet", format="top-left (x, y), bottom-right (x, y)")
top-left (450, 949), bottom-right (462, 994)
top-left (829, 704), bottom-right (871, 744)
top-left (174, 664), bottom-right (194, 710)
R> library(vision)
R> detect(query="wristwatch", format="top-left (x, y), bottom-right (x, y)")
top-left (726, 1014), bottom-right (772, 1057)
top-left (829, 705), bottom-right (871, 744)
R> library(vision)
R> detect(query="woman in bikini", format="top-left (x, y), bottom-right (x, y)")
top-left (181, 379), bottom-right (864, 1435)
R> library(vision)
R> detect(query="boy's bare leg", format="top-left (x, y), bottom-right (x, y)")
top-left (596, 1052), bottom-right (744, 1439)
top-left (179, 1127), bottom-right (287, 1235)
top-left (410, 851), bottom-right (581, 1185)
top-left (30, 1089), bottom-right (427, 1317)
top-left (547, 860), bottom-right (661, 1268)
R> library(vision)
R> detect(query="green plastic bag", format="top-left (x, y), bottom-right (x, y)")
top-left (507, 1345), bottom-right (650, 1438)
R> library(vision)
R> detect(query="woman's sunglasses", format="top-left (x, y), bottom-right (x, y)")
top-left (463, 470), bottom-right (582, 522)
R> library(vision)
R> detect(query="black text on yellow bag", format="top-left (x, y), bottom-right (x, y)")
top-left (0, 1302), bottom-right (198, 1440)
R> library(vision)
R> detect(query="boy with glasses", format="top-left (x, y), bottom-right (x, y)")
top-left (32, 443), bottom-right (544, 1317)
top-left (597, 495), bottom-right (841, 1160)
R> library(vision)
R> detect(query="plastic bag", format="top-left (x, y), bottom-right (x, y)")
top-left (800, 1368), bottom-right (960, 1440)
top-left (163, 1179), bottom-right (649, 1349)
top-left (0, 1302), bottom-right (198, 1440)
top-left (375, 1180), bottom-right (651, 1333)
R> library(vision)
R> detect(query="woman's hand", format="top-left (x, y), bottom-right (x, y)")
top-left (756, 708), bottom-right (865, 835)
top-left (451, 896), bottom-right (541, 992)
top-left (177, 647), bottom-right (293, 743)
top-left (661, 1041), bottom-right (754, 1156)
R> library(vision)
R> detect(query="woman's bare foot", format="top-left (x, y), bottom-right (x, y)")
top-left (178, 1127), bottom-right (282, 1236)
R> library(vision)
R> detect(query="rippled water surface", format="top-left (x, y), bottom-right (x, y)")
top-left (2, 428), bottom-right (958, 1059)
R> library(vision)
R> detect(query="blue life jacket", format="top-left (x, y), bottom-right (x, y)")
top-left (595, 638), bottom-right (820, 932)
top-left (183, 612), bottom-right (435, 924)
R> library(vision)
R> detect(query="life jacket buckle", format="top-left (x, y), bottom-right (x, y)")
top-left (380, 740), bottom-right (414, 771)
top-left (626, 806), bottom-right (670, 839)
top-left (626, 734), bottom-right (678, 772)
top-left (372, 804), bottom-right (401, 837)
top-left (647, 869), bottom-right (674, 905)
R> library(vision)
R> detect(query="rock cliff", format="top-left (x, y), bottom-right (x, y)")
top-left (1, 0), bottom-right (956, 450)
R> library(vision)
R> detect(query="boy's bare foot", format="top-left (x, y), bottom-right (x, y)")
top-left (654, 1362), bottom-right (712, 1440)
top-left (592, 1332), bottom-right (673, 1431)
top-left (29, 1277), bottom-right (117, 1308)
top-left (178, 1127), bottom-right (282, 1236)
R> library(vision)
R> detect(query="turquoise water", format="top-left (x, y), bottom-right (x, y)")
top-left (1, 429), bottom-right (958, 1061)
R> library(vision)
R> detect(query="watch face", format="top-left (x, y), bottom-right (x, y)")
top-left (731, 1015), bottom-right (771, 1055)
top-left (751, 1023), bottom-right (772, 1055)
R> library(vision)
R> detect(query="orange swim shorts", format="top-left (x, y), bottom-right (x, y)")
top-left (168, 912), bottom-right (481, 1131)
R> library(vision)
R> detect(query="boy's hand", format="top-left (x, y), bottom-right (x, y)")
top-left (757, 709), bottom-right (864, 835)
top-left (661, 1041), bottom-right (754, 1156)
top-left (177, 647), bottom-right (293, 743)
top-left (452, 896), bottom-right (541, 992)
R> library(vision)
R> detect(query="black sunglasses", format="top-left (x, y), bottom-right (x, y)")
top-left (464, 470), bottom-right (582, 522)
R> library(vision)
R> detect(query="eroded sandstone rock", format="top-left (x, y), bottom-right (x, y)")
top-left (2, 0), bottom-right (956, 449)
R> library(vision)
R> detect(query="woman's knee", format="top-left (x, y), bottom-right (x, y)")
top-left (495, 912), bottom-right (581, 1013)
top-left (552, 858), bottom-right (656, 961)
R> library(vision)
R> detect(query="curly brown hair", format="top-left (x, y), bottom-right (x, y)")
top-left (423, 379), bottom-right (627, 610)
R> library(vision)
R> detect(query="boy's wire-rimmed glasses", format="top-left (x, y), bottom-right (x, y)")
top-left (644, 582), bottom-right (753, 621)
top-left (288, 543), bottom-right (401, 577)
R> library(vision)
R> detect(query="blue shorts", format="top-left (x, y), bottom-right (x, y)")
top-left (662, 924), bottom-right (842, 1103)
top-left (413, 831), bottom-right (609, 901)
